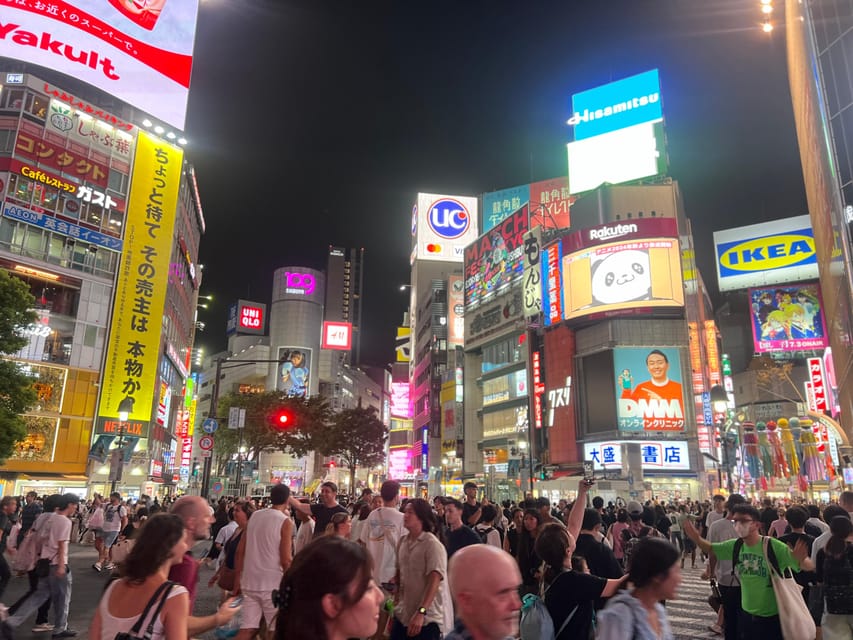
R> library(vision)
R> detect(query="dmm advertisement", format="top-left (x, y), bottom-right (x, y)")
top-left (464, 206), bottom-right (528, 309)
top-left (97, 131), bottom-right (182, 426)
top-left (277, 347), bottom-right (312, 397)
top-left (614, 347), bottom-right (685, 432)
top-left (0, 0), bottom-right (200, 129)
top-left (748, 283), bottom-right (829, 353)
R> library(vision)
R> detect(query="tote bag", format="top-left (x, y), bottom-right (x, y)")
top-left (762, 537), bottom-right (816, 640)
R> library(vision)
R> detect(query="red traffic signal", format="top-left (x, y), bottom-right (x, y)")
top-left (269, 408), bottom-right (295, 431)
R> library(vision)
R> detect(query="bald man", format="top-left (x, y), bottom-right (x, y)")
top-left (445, 545), bottom-right (522, 640)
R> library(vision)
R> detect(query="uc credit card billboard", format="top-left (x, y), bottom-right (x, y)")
top-left (413, 193), bottom-right (479, 262)
top-left (614, 346), bottom-right (685, 433)
top-left (714, 215), bottom-right (817, 292)
top-left (748, 283), bottom-right (829, 353)
top-left (0, 0), bottom-right (200, 129)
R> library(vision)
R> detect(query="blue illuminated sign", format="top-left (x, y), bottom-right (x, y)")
top-left (483, 184), bottom-right (529, 232)
top-left (569, 69), bottom-right (662, 141)
top-left (3, 203), bottom-right (123, 252)
top-left (427, 198), bottom-right (471, 239)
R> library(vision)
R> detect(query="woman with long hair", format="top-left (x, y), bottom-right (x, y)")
top-left (516, 508), bottom-right (543, 595)
top-left (607, 508), bottom-right (630, 565)
top-left (88, 514), bottom-right (190, 639)
top-left (209, 500), bottom-right (255, 600)
top-left (535, 522), bottom-right (627, 640)
top-left (596, 537), bottom-right (681, 640)
top-left (275, 536), bottom-right (384, 640)
top-left (815, 514), bottom-right (853, 640)
top-left (503, 508), bottom-right (523, 557)
top-left (326, 512), bottom-right (353, 538)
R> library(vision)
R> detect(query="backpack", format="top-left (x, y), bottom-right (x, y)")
top-left (731, 536), bottom-right (787, 583)
top-left (11, 519), bottom-right (47, 573)
top-left (476, 526), bottom-right (496, 546)
top-left (519, 573), bottom-right (578, 640)
top-left (822, 545), bottom-right (853, 615)
top-left (622, 525), bottom-right (661, 569)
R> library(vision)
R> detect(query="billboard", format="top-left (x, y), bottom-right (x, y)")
top-left (276, 347), bottom-right (312, 397)
top-left (483, 184), bottom-right (529, 232)
top-left (714, 215), bottom-right (818, 291)
top-left (522, 227), bottom-right (543, 317)
top-left (541, 240), bottom-right (563, 326)
top-left (447, 275), bottom-right (464, 346)
top-left (0, 1), bottom-right (200, 129)
top-left (395, 326), bottom-right (411, 362)
top-left (390, 381), bottom-right (412, 418)
top-left (584, 440), bottom-right (690, 471)
top-left (748, 283), bottom-right (828, 352)
top-left (226, 300), bottom-right (266, 336)
top-left (464, 206), bottom-right (529, 309)
top-left (569, 69), bottom-right (663, 141)
top-left (614, 347), bottom-right (685, 432)
top-left (567, 121), bottom-right (666, 195)
top-left (413, 193), bottom-right (479, 262)
top-left (97, 131), bottom-right (182, 426)
top-left (529, 177), bottom-right (572, 230)
top-left (560, 218), bottom-right (683, 322)
top-left (321, 321), bottom-right (352, 351)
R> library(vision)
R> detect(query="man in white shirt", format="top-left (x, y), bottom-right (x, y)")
top-left (212, 508), bottom-right (238, 569)
top-left (706, 495), bottom-right (726, 528)
top-left (94, 492), bottom-right (127, 572)
top-left (360, 480), bottom-right (404, 640)
top-left (235, 483), bottom-right (293, 639)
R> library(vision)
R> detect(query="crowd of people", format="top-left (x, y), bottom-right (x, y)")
top-left (0, 483), bottom-right (849, 640)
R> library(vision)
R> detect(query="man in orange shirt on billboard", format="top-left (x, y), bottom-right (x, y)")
top-left (620, 350), bottom-right (684, 430)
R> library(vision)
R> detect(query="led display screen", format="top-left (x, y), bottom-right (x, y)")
top-left (748, 283), bottom-right (828, 353)
top-left (614, 347), bottom-right (685, 433)
top-left (464, 206), bottom-right (529, 309)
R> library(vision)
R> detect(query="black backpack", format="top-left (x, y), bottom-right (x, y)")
top-left (823, 545), bottom-right (853, 615)
top-left (477, 526), bottom-right (496, 545)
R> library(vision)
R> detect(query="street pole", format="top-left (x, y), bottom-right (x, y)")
top-left (200, 357), bottom-right (223, 500)
top-left (110, 418), bottom-right (125, 494)
top-left (235, 425), bottom-right (244, 497)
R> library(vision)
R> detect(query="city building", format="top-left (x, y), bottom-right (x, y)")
top-left (325, 246), bottom-right (364, 364)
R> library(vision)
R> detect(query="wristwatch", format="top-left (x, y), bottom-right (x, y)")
top-left (417, 606), bottom-right (427, 616)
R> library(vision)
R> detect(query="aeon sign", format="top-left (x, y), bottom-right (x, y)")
top-left (427, 198), bottom-right (470, 239)
top-left (284, 272), bottom-right (316, 296)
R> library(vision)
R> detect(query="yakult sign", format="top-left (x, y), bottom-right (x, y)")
top-left (0, 0), bottom-right (200, 130)
top-left (414, 193), bottom-right (479, 263)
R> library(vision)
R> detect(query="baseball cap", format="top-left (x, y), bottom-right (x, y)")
top-left (626, 500), bottom-right (644, 518)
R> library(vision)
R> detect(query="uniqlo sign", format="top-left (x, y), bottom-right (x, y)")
top-left (807, 357), bottom-right (828, 413)
top-left (239, 304), bottom-right (264, 332)
top-left (322, 321), bottom-right (352, 351)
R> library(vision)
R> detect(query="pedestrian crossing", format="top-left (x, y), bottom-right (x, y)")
top-left (667, 562), bottom-right (724, 640)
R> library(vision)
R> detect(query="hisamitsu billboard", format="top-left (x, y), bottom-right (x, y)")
top-left (714, 215), bottom-right (818, 292)
top-left (0, 0), bottom-right (200, 130)
top-left (569, 69), bottom-right (663, 141)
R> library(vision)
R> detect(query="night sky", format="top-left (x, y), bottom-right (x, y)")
top-left (185, 0), bottom-right (807, 367)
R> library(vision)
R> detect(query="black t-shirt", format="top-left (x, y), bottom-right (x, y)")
top-left (445, 525), bottom-right (480, 558)
top-left (310, 503), bottom-right (348, 538)
top-left (760, 507), bottom-right (778, 535)
top-left (779, 532), bottom-right (816, 587)
top-left (545, 569), bottom-right (607, 640)
top-left (574, 533), bottom-right (623, 579)
top-left (461, 501), bottom-right (480, 526)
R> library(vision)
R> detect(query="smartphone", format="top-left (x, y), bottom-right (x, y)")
top-left (380, 582), bottom-right (396, 592)
top-left (583, 461), bottom-right (595, 482)
top-left (229, 596), bottom-right (243, 608)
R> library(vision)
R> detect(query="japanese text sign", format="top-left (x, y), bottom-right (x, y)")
top-left (522, 227), bottom-right (543, 317)
top-left (584, 440), bottom-right (689, 471)
top-left (482, 184), bottom-right (529, 232)
top-left (15, 131), bottom-right (109, 187)
top-left (614, 347), bottom-right (686, 433)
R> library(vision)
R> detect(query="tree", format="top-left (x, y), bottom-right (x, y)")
top-left (0, 270), bottom-right (38, 463)
top-left (319, 405), bottom-right (388, 495)
top-left (214, 391), bottom-right (331, 477)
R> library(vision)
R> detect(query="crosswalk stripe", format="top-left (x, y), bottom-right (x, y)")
top-left (667, 564), bottom-right (721, 639)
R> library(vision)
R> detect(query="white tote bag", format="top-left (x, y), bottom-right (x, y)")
top-left (762, 537), bottom-right (816, 640)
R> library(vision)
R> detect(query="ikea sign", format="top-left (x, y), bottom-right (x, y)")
top-left (568, 69), bottom-right (663, 141)
top-left (714, 215), bottom-right (819, 291)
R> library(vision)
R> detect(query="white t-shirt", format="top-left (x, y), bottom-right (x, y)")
top-left (293, 519), bottom-right (314, 555)
top-left (41, 513), bottom-right (71, 564)
top-left (707, 517), bottom-right (738, 587)
top-left (241, 508), bottom-right (289, 591)
top-left (359, 506), bottom-right (404, 583)
top-left (98, 580), bottom-right (188, 640)
top-left (215, 521), bottom-right (238, 546)
top-left (102, 504), bottom-right (127, 533)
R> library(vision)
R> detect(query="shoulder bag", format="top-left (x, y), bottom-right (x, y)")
top-left (761, 537), bottom-right (815, 640)
top-left (114, 581), bottom-right (175, 640)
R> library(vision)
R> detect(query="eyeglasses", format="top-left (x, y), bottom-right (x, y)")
top-left (731, 518), bottom-right (754, 524)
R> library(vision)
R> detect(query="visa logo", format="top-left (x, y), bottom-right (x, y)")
top-left (717, 230), bottom-right (816, 275)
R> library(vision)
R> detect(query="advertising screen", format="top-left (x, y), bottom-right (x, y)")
top-left (464, 206), bottom-right (529, 309)
top-left (567, 121), bottom-right (666, 195)
top-left (714, 215), bottom-right (818, 292)
top-left (276, 347), bottom-right (312, 398)
top-left (541, 240), bottom-right (563, 326)
top-left (96, 131), bottom-right (181, 427)
top-left (447, 275), bottom-right (464, 346)
top-left (748, 283), bottom-right (829, 353)
top-left (529, 177), bottom-right (572, 230)
top-left (414, 193), bottom-right (479, 263)
top-left (0, 1), bottom-right (200, 129)
top-left (390, 382), bottom-right (412, 418)
top-left (614, 347), bottom-right (685, 432)
top-left (561, 237), bottom-right (683, 321)
top-left (321, 321), bottom-right (352, 351)
top-left (483, 184), bottom-right (529, 232)
top-left (569, 69), bottom-right (663, 141)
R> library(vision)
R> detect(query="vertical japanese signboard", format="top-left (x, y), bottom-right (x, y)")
top-left (807, 357), bottom-right (828, 413)
top-left (97, 131), bottom-right (182, 426)
top-left (522, 227), bottom-right (543, 317)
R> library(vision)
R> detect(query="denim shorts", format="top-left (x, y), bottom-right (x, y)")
top-left (101, 530), bottom-right (119, 547)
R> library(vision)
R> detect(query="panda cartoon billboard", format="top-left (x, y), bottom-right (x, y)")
top-left (559, 218), bottom-right (684, 322)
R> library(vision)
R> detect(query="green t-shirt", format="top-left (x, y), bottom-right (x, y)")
top-left (712, 537), bottom-right (800, 617)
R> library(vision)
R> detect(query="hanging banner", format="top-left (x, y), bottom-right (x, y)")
top-left (97, 131), bottom-right (183, 426)
top-left (522, 226), bottom-right (543, 317)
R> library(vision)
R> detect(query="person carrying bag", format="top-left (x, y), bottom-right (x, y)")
top-left (113, 581), bottom-right (176, 640)
top-left (761, 536), bottom-right (816, 640)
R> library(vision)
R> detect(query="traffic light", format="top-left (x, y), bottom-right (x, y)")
top-left (269, 408), bottom-right (295, 431)
top-left (191, 459), bottom-right (200, 478)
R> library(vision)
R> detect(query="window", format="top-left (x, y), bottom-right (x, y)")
top-left (0, 88), bottom-right (25, 111)
top-left (25, 92), bottom-right (48, 119)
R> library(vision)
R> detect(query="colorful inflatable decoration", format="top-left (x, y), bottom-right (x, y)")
top-left (766, 420), bottom-right (790, 478)
top-left (756, 422), bottom-right (775, 480)
top-left (778, 418), bottom-right (800, 476)
top-left (742, 423), bottom-right (761, 483)
top-left (800, 426), bottom-right (823, 482)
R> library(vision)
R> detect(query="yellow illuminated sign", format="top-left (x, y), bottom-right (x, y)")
top-left (98, 132), bottom-right (183, 423)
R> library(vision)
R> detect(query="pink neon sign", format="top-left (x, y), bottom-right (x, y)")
top-left (390, 382), bottom-right (412, 418)
top-left (284, 271), bottom-right (316, 296)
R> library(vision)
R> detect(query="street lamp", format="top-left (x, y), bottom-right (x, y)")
top-left (110, 396), bottom-right (135, 493)
top-left (518, 439), bottom-right (533, 495)
top-left (441, 457), bottom-right (449, 492)
top-left (710, 385), bottom-right (732, 493)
